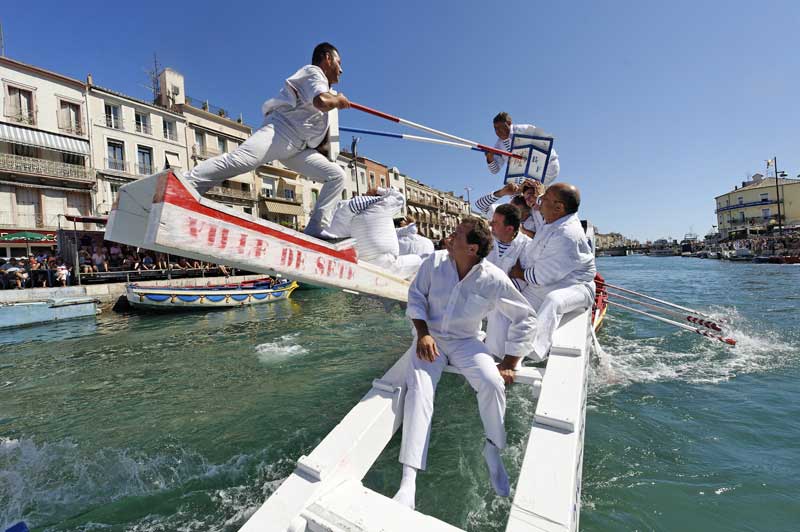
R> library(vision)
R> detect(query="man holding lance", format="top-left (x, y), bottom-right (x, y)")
top-left (184, 42), bottom-right (350, 239)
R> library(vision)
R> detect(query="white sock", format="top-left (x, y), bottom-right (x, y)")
top-left (393, 464), bottom-right (417, 509)
top-left (483, 440), bottom-right (510, 497)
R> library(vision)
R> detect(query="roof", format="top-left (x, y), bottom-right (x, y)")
top-left (715, 177), bottom-right (800, 199)
top-left (0, 56), bottom-right (85, 90)
top-left (90, 85), bottom-right (184, 118)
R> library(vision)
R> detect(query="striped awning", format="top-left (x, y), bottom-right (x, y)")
top-left (0, 123), bottom-right (90, 155)
top-left (263, 199), bottom-right (303, 216)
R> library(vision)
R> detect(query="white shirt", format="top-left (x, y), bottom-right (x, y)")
top-left (487, 231), bottom-right (530, 274)
top-left (407, 251), bottom-right (536, 356)
top-left (522, 209), bottom-right (545, 234)
top-left (519, 213), bottom-right (596, 302)
top-left (327, 195), bottom-right (386, 238)
top-left (397, 223), bottom-right (435, 257)
top-left (262, 65), bottom-right (330, 148)
top-left (487, 123), bottom-right (560, 185)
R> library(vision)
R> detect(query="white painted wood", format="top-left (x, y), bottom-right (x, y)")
top-left (506, 308), bottom-right (591, 532)
top-left (549, 310), bottom-right (590, 357)
top-left (443, 365), bottom-right (545, 388)
top-left (105, 171), bottom-right (411, 302)
top-left (303, 481), bottom-right (463, 532)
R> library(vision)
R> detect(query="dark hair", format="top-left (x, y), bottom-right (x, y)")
top-left (510, 194), bottom-right (530, 215)
top-left (493, 112), bottom-right (511, 124)
top-left (461, 215), bottom-right (493, 259)
top-left (312, 42), bottom-right (339, 65)
top-left (495, 203), bottom-right (521, 232)
top-left (553, 185), bottom-right (580, 215)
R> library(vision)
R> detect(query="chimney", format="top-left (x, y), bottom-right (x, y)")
top-left (157, 68), bottom-right (185, 108)
top-left (86, 73), bottom-right (93, 86)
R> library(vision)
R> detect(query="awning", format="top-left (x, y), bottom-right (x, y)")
top-left (0, 179), bottom-right (92, 192)
top-left (263, 200), bottom-right (303, 216)
top-left (165, 152), bottom-right (182, 168)
top-left (0, 123), bottom-right (90, 155)
top-left (281, 177), bottom-right (301, 187)
top-left (64, 215), bottom-right (108, 224)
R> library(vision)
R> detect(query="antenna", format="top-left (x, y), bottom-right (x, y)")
top-left (0, 21), bottom-right (5, 57)
top-left (143, 52), bottom-right (162, 103)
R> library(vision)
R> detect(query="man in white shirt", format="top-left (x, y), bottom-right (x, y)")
top-left (396, 217), bottom-right (435, 258)
top-left (185, 42), bottom-right (351, 238)
top-left (325, 188), bottom-right (386, 239)
top-left (394, 217), bottom-right (536, 509)
top-left (510, 183), bottom-right (596, 361)
top-left (485, 112), bottom-right (560, 186)
top-left (356, 188), bottom-right (423, 279)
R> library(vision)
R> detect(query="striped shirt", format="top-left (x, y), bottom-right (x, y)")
top-left (486, 124), bottom-right (560, 185)
top-left (496, 239), bottom-right (511, 258)
top-left (475, 192), bottom-right (501, 215)
top-left (487, 138), bottom-right (512, 174)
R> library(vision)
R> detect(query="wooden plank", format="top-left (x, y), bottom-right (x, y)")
top-left (304, 481), bottom-right (463, 532)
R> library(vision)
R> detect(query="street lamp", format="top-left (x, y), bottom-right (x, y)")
top-left (349, 136), bottom-right (361, 196)
top-left (772, 156), bottom-right (785, 236)
top-left (464, 186), bottom-right (472, 206)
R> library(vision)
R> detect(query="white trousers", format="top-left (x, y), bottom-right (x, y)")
top-left (185, 120), bottom-right (345, 234)
top-left (524, 285), bottom-right (592, 359)
top-left (399, 337), bottom-right (506, 470)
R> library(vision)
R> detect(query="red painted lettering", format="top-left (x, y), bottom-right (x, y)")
top-left (237, 234), bottom-right (247, 254)
top-left (316, 257), bottom-right (326, 275)
top-left (207, 227), bottom-right (217, 246)
top-left (188, 217), bottom-right (200, 238)
top-left (220, 228), bottom-right (229, 249)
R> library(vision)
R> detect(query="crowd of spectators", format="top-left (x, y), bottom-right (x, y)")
top-left (720, 232), bottom-right (800, 257)
top-left (1, 237), bottom-right (236, 289)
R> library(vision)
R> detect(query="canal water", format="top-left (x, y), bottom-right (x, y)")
top-left (1, 256), bottom-right (798, 531)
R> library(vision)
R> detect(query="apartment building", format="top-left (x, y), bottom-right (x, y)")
top-left (0, 57), bottom-right (94, 256)
top-left (715, 173), bottom-right (800, 239)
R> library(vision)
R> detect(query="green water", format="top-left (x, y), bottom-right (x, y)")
top-left (1, 256), bottom-right (798, 531)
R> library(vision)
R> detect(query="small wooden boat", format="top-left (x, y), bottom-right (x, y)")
top-left (592, 272), bottom-right (609, 331)
top-left (126, 278), bottom-right (297, 309)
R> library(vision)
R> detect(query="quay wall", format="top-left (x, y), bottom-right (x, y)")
top-left (0, 274), bottom-right (268, 310)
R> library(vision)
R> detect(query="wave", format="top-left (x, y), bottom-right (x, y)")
top-left (589, 306), bottom-right (798, 392)
top-left (255, 333), bottom-right (308, 363)
top-left (0, 437), bottom-right (292, 531)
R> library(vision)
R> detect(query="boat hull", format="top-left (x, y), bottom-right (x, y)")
top-left (0, 297), bottom-right (98, 328)
top-left (126, 280), bottom-right (298, 309)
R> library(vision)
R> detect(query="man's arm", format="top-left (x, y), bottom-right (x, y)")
top-left (406, 255), bottom-right (438, 361)
top-left (412, 318), bottom-right (439, 362)
top-left (313, 92), bottom-right (351, 112)
top-left (474, 182), bottom-right (519, 214)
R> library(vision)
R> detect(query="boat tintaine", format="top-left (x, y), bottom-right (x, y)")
top-left (106, 169), bottom-right (598, 532)
top-left (126, 278), bottom-right (298, 309)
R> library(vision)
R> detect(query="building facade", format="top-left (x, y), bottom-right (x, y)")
top-left (404, 177), bottom-right (469, 239)
top-left (715, 174), bottom-right (800, 239)
top-left (157, 68), bottom-right (258, 216)
top-left (87, 82), bottom-right (188, 215)
top-left (0, 57), bottom-right (94, 257)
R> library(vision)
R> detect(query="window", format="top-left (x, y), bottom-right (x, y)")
top-left (163, 119), bottom-right (177, 141)
top-left (311, 189), bottom-right (319, 207)
top-left (341, 190), bottom-right (347, 200)
top-left (369, 172), bottom-right (375, 187)
top-left (217, 137), bottom-right (226, 154)
top-left (284, 188), bottom-right (295, 200)
top-left (359, 171), bottom-right (365, 185)
top-left (739, 212), bottom-right (745, 222)
top-left (241, 183), bottom-right (251, 193)
top-left (135, 112), bottom-right (151, 135)
top-left (4, 85), bottom-right (35, 124)
top-left (380, 175), bottom-right (386, 187)
top-left (58, 100), bottom-right (82, 134)
top-left (195, 131), bottom-right (205, 152)
top-left (762, 208), bottom-right (771, 219)
top-left (105, 103), bottom-right (122, 129)
top-left (137, 146), bottom-right (153, 175)
top-left (393, 173), bottom-right (399, 181)
top-left (165, 151), bottom-right (181, 169)
top-left (243, 207), bottom-right (253, 215)
top-left (107, 140), bottom-right (125, 171)
top-left (760, 193), bottom-right (769, 202)
top-left (737, 196), bottom-right (743, 205)
top-left (62, 153), bottom-right (85, 166)
top-left (110, 183), bottom-right (122, 203)
top-left (13, 143), bottom-right (38, 158)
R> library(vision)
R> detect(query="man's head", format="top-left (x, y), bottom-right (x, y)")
top-left (490, 204), bottom-right (521, 244)
top-left (447, 216), bottom-right (493, 265)
top-left (312, 42), bottom-right (342, 85)
top-left (521, 179), bottom-right (544, 208)
top-left (510, 194), bottom-right (531, 220)
top-left (539, 183), bottom-right (581, 224)
top-left (492, 112), bottom-right (512, 140)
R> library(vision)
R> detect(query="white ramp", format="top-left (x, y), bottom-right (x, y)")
top-left (105, 170), bottom-right (410, 302)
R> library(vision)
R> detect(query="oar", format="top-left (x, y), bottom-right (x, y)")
top-left (598, 281), bottom-right (726, 323)
top-left (608, 301), bottom-right (736, 346)
top-left (608, 291), bottom-right (724, 332)
top-left (349, 102), bottom-right (524, 160)
top-left (340, 126), bottom-right (487, 153)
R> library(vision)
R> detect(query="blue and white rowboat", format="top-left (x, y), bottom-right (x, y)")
top-left (126, 278), bottom-right (298, 309)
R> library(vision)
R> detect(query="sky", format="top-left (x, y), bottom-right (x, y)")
top-left (2, 0), bottom-right (798, 241)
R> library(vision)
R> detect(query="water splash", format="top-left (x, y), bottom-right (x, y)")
top-left (255, 333), bottom-right (308, 363)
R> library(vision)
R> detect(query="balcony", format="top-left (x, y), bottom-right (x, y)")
top-left (136, 163), bottom-right (154, 176)
top-left (102, 114), bottom-right (125, 131)
top-left (58, 121), bottom-right (84, 136)
top-left (192, 144), bottom-right (221, 160)
top-left (4, 111), bottom-right (36, 126)
top-left (135, 122), bottom-right (153, 135)
top-left (163, 129), bottom-right (178, 142)
top-left (0, 152), bottom-right (94, 182)
top-left (207, 185), bottom-right (256, 201)
top-left (715, 198), bottom-right (779, 213)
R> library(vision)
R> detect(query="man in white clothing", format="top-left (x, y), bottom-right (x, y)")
top-left (510, 183), bottom-right (596, 361)
top-left (325, 187), bottom-right (386, 239)
top-left (393, 217), bottom-right (536, 509)
top-left (485, 112), bottom-right (560, 186)
top-left (396, 217), bottom-right (435, 258)
top-left (184, 42), bottom-right (350, 238)
top-left (475, 179), bottom-right (542, 238)
top-left (349, 187), bottom-right (422, 279)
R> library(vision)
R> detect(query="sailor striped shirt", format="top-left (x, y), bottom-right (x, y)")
top-left (496, 239), bottom-right (511, 258)
top-left (475, 192), bottom-right (501, 215)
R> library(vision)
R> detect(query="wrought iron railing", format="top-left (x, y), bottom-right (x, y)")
top-left (103, 114), bottom-right (125, 131)
top-left (207, 185), bottom-right (256, 201)
top-left (135, 122), bottom-right (153, 135)
top-left (58, 122), bottom-right (84, 136)
top-left (4, 111), bottom-right (36, 126)
top-left (105, 158), bottom-right (130, 173)
top-left (136, 163), bottom-right (153, 176)
top-left (0, 152), bottom-right (93, 181)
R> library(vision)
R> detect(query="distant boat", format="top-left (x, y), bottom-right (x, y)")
top-left (649, 239), bottom-right (677, 256)
top-left (126, 278), bottom-right (298, 309)
top-left (0, 297), bottom-right (99, 328)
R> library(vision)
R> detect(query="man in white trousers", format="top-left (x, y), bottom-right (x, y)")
top-left (510, 183), bottom-right (596, 361)
top-left (184, 42), bottom-right (350, 238)
top-left (394, 217), bottom-right (536, 509)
